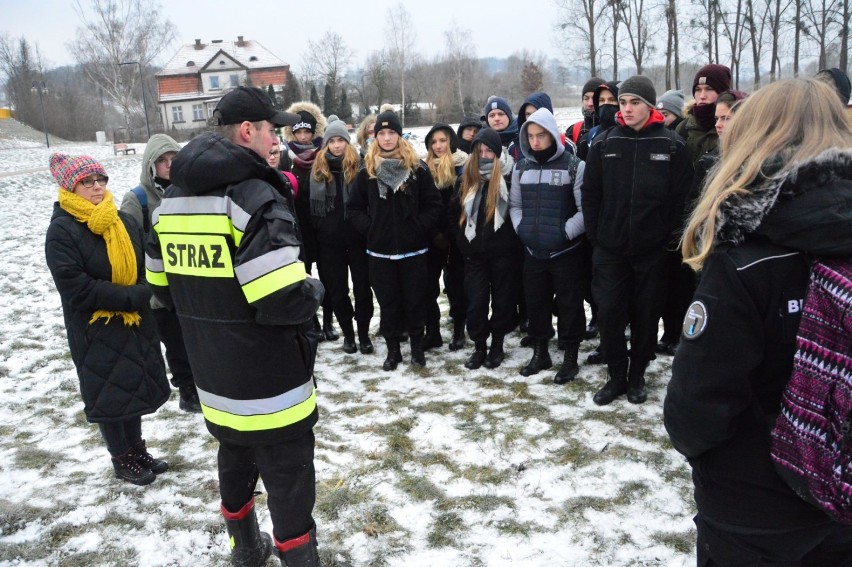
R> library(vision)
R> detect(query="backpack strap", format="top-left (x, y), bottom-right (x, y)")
top-left (571, 121), bottom-right (583, 144)
top-left (130, 186), bottom-right (150, 233)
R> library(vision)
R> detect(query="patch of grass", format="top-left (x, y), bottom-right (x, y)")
top-left (415, 400), bottom-right (459, 416)
top-left (333, 403), bottom-right (383, 419)
top-left (437, 494), bottom-right (515, 514)
top-left (0, 499), bottom-right (57, 535)
top-left (427, 511), bottom-right (466, 547)
top-left (550, 437), bottom-right (598, 469)
top-left (316, 476), bottom-right (373, 521)
top-left (419, 451), bottom-right (459, 474)
top-left (359, 503), bottom-right (402, 538)
top-left (652, 529), bottom-right (695, 555)
top-left (398, 472), bottom-right (445, 502)
top-left (14, 446), bottom-right (61, 472)
top-left (458, 463), bottom-right (512, 485)
top-left (509, 381), bottom-right (534, 400)
top-left (475, 375), bottom-right (511, 390)
top-left (489, 517), bottom-right (539, 537)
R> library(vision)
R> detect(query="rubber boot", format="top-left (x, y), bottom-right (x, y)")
top-left (340, 319), bottom-right (357, 354)
top-left (627, 358), bottom-right (649, 404)
top-left (586, 348), bottom-right (604, 364)
top-left (423, 322), bottom-right (443, 350)
top-left (322, 311), bottom-right (339, 341)
top-left (520, 340), bottom-right (552, 377)
top-left (410, 334), bottom-right (426, 367)
top-left (593, 359), bottom-right (629, 405)
top-left (448, 320), bottom-right (466, 351)
top-left (554, 343), bottom-right (580, 384)
top-left (357, 322), bottom-right (374, 355)
top-left (483, 335), bottom-right (505, 369)
top-left (111, 447), bottom-right (155, 486)
top-left (273, 525), bottom-right (320, 567)
top-left (382, 338), bottom-right (402, 371)
top-left (221, 499), bottom-right (273, 567)
top-left (464, 341), bottom-right (488, 370)
top-left (131, 439), bottom-right (168, 474)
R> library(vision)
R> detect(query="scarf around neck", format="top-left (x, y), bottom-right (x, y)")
top-left (57, 189), bottom-right (141, 327)
top-left (290, 141), bottom-right (318, 169)
top-left (310, 152), bottom-right (344, 218)
top-left (374, 153), bottom-right (412, 199)
top-left (463, 158), bottom-right (509, 242)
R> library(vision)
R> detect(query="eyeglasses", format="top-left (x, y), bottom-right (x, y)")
top-left (79, 176), bottom-right (109, 188)
top-left (269, 150), bottom-right (281, 157)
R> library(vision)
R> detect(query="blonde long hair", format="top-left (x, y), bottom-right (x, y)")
top-left (312, 141), bottom-right (361, 184)
top-left (364, 135), bottom-right (421, 178)
top-left (681, 78), bottom-right (852, 270)
top-left (356, 115), bottom-right (376, 149)
top-left (458, 143), bottom-right (502, 227)
top-left (427, 149), bottom-right (458, 189)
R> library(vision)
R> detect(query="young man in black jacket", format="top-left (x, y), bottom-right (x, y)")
top-left (582, 75), bottom-right (693, 405)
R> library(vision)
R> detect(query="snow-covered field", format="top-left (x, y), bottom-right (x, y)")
top-left (0, 112), bottom-right (697, 566)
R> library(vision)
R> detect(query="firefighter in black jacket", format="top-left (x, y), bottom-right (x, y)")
top-left (146, 87), bottom-right (325, 567)
top-left (582, 75), bottom-right (693, 406)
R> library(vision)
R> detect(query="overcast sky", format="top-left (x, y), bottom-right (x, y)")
top-left (2, 0), bottom-right (566, 73)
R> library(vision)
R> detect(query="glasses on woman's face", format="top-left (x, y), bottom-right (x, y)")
top-left (79, 176), bottom-right (109, 188)
top-left (269, 150), bottom-right (281, 157)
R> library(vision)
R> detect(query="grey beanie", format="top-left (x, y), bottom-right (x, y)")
top-left (322, 119), bottom-right (350, 146)
top-left (619, 75), bottom-right (657, 108)
top-left (656, 89), bottom-right (685, 116)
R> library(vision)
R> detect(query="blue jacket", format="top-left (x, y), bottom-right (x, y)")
top-left (509, 108), bottom-right (585, 260)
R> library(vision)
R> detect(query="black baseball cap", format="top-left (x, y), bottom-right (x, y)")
top-left (213, 86), bottom-right (300, 126)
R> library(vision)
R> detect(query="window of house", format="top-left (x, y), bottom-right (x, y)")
top-left (209, 76), bottom-right (220, 90)
top-left (172, 105), bottom-right (184, 123)
top-left (192, 104), bottom-right (204, 121)
top-left (230, 74), bottom-right (239, 87)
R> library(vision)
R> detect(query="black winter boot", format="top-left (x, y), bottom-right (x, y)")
top-left (178, 384), bottom-right (202, 413)
top-left (554, 343), bottom-right (580, 384)
top-left (520, 340), bottom-right (552, 377)
top-left (627, 358), bottom-right (649, 404)
top-left (132, 439), bottom-right (168, 474)
top-left (448, 320), bottom-right (466, 351)
top-left (423, 322), bottom-right (443, 350)
top-left (111, 447), bottom-right (155, 485)
top-left (222, 499), bottom-right (273, 567)
top-left (483, 335), bottom-right (505, 369)
top-left (382, 338), bottom-right (402, 371)
top-left (322, 311), bottom-right (339, 341)
top-left (357, 322), bottom-right (374, 354)
top-left (273, 525), bottom-right (320, 567)
top-left (465, 341), bottom-right (488, 370)
top-left (410, 334), bottom-right (426, 367)
top-left (310, 315), bottom-right (324, 343)
top-left (340, 319), bottom-right (357, 354)
top-left (593, 359), bottom-right (629, 405)
top-left (586, 348), bottom-right (604, 365)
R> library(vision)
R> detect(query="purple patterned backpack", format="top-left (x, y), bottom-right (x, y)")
top-left (771, 258), bottom-right (852, 524)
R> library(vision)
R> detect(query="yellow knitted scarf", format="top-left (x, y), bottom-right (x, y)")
top-left (57, 189), bottom-right (141, 327)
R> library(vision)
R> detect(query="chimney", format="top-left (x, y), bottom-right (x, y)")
top-left (237, 35), bottom-right (245, 47)
top-left (194, 39), bottom-right (203, 50)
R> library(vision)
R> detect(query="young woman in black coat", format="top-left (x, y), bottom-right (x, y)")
top-left (45, 153), bottom-right (169, 486)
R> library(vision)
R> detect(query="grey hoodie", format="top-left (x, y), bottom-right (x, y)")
top-left (509, 107), bottom-right (585, 256)
top-left (120, 133), bottom-right (182, 231)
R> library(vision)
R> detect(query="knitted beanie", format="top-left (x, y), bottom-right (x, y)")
top-left (292, 110), bottom-right (317, 133)
top-left (425, 123), bottom-right (459, 154)
top-left (656, 89), bottom-right (686, 116)
top-left (816, 68), bottom-right (852, 105)
top-left (619, 75), bottom-right (657, 108)
top-left (472, 128), bottom-right (502, 159)
top-left (326, 114), bottom-right (339, 123)
top-left (374, 110), bottom-right (403, 136)
top-left (322, 120), bottom-right (351, 146)
top-left (582, 77), bottom-right (606, 96)
top-left (481, 96), bottom-right (513, 122)
top-left (692, 64), bottom-right (732, 96)
top-left (50, 152), bottom-right (108, 191)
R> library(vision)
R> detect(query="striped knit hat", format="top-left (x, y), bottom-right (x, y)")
top-left (49, 152), bottom-right (107, 191)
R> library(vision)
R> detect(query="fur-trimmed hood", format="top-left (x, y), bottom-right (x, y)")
top-left (282, 101), bottom-right (327, 142)
top-left (715, 148), bottom-right (852, 255)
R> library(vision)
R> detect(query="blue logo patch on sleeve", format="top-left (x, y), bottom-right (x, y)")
top-left (682, 300), bottom-right (708, 340)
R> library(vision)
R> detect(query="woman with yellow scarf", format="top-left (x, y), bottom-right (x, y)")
top-left (45, 153), bottom-right (170, 486)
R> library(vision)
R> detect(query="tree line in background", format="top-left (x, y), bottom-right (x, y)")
top-left (1, 0), bottom-right (848, 142)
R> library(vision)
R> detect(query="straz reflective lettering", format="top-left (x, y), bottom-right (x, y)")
top-left (161, 234), bottom-right (233, 277)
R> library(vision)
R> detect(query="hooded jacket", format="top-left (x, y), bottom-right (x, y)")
top-left (582, 109), bottom-right (693, 255)
top-left (145, 131), bottom-right (324, 445)
top-left (665, 148), bottom-right (852, 530)
top-left (675, 100), bottom-right (719, 167)
top-left (456, 117), bottom-right (483, 154)
top-left (509, 108), bottom-right (585, 259)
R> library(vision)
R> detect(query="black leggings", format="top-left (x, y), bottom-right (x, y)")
top-left (98, 417), bottom-right (142, 456)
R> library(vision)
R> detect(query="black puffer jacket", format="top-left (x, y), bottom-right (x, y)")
top-left (45, 205), bottom-right (169, 423)
top-left (664, 148), bottom-right (852, 529)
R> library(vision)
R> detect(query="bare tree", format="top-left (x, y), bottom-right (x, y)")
top-left (607, 0), bottom-right (622, 78)
top-left (365, 50), bottom-right (392, 112)
top-left (691, 0), bottom-right (723, 63)
top-left (617, 0), bottom-right (658, 75)
top-left (766, 0), bottom-right (793, 81)
top-left (801, 0), bottom-right (842, 70)
top-left (0, 34), bottom-right (43, 127)
top-left (305, 30), bottom-right (352, 115)
top-left (840, 0), bottom-right (850, 74)
top-left (664, 0), bottom-right (682, 89)
top-left (718, 0), bottom-right (748, 86)
top-left (69, 0), bottom-right (174, 133)
top-left (385, 3), bottom-right (416, 125)
top-left (555, 0), bottom-right (608, 77)
top-left (443, 25), bottom-right (476, 119)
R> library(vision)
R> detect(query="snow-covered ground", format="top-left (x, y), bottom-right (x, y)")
top-left (0, 111), bottom-right (697, 566)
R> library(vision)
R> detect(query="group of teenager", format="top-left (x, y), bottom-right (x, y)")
top-left (43, 61), bottom-right (852, 565)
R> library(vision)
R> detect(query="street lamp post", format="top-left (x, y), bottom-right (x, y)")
top-left (30, 81), bottom-right (49, 148)
top-left (119, 61), bottom-right (151, 139)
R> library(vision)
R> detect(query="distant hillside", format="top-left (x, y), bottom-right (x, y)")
top-left (0, 117), bottom-right (68, 149)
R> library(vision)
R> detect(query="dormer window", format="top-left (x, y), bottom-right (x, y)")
top-left (219, 60), bottom-right (226, 65)
top-left (186, 60), bottom-right (195, 67)
top-left (249, 56), bottom-right (258, 62)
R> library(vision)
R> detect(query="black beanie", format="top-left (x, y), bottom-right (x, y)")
top-left (425, 123), bottom-right (459, 154)
top-left (374, 110), bottom-right (403, 136)
top-left (619, 75), bottom-right (657, 108)
top-left (472, 128), bottom-right (502, 159)
top-left (816, 68), bottom-right (852, 105)
top-left (292, 111), bottom-right (317, 133)
top-left (582, 77), bottom-right (606, 96)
